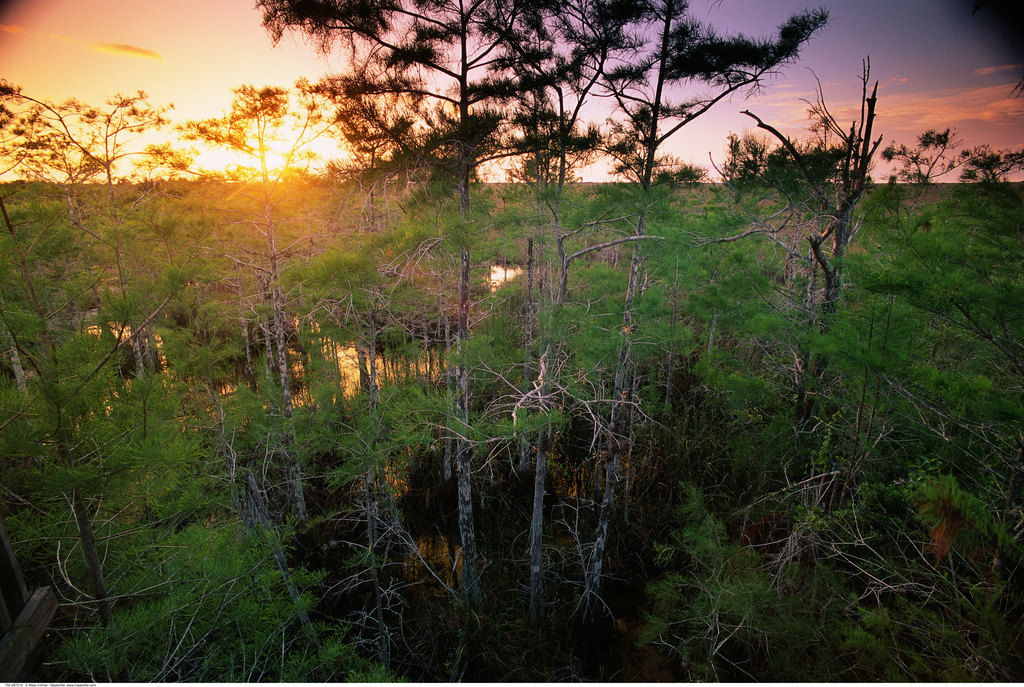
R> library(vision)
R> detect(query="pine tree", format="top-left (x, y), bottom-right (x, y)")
top-left (181, 82), bottom-right (337, 527)
top-left (581, 0), bottom-right (827, 619)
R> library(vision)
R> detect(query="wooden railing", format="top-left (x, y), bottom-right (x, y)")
top-left (0, 515), bottom-right (56, 681)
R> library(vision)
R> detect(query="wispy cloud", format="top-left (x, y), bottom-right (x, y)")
top-left (881, 83), bottom-right (1022, 125)
top-left (727, 79), bottom-right (1024, 151)
top-left (872, 83), bottom-right (1024, 151)
top-left (1, 23), bottom-right (74, 43)
top-left (2, 24), bottom-right (162, 61)
top-left (92, 43), bottom-right (163, 61)
top-left (974, 63), bottom-right (1022, 77)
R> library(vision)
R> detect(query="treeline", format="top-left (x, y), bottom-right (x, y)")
top-left (2, 0), bottom-right (1023, 681)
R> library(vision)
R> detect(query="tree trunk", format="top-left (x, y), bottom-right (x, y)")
top-left (357, 345), bottom-right (370, 394)
top-left (518, 239), bottom-right (535, 474)
top-left (130, 331), bottom-right (146, 379)
top-left (261, 315), bottom-right (276, 379)
top-left (265, 201), bottom-right (307, 527)
top-left (583, 232), bottom-right (644, 619)
top-left (365, 465), bottom-right (390, 667)
top-left (70, 490), bottom-right (114, 627)
top-left (241, 315), bottom-right (258, 391)
top-left (583, 355), bottom-right (629, 618)
top-left (443, 306), bottom-right (454, 483)
top-left (623, 373), bottom-right (640, 527)
top-left (243, 473), bottom-right (316, 642)
top-left (528, 428), bottom-right (550, 625)
top-left (271, 284), bottom-right (292, 419)
top-left (3, 335), bottom-right (26, 393)
top-left (273, 280), bottom-right (307, 526)
top-left (455, 248), bottom-right (482, 608)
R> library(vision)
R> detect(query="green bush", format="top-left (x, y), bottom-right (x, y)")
top-left (54, 523), bottom-right (395, 682)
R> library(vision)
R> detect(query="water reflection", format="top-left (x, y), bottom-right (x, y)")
top-left (314, 344), bottom-right (440, 400)
top-left (490, 264), bottom-right (523, 292)
top-left (86, 322), bottom-right (167, 368)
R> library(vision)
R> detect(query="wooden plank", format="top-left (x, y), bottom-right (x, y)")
top-left (0, 586), bottom-right (57, 682)
top-left (0, 593), bottom-right (11, 637)
top-left (0, 515), bottom-right (29, 622)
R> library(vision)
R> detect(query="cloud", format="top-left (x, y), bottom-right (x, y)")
top-left (0, 23), bottom-right (73, 43)
top-left (974, 64), bottom-right (1022, 77)
top-left (92, 43), bottom-right (164, 61)
top-left (874, 82), bottom-right (1024, 150)
top-left (890, 76), bottom-right (908, 85)
top-left (2, 24), bottom-right (163, 61)
top-left (1, 23), bottom-right (77, 44)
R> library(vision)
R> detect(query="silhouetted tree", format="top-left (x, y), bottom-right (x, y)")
top-left (181, 81), bottom-right (337, 527)
top-left (581, 0), bottom-right (828, 618)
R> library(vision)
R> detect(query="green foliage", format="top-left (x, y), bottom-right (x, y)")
top-left (854, 175), bottom-right (1023, 496)
top-left (642, 484), bottom-right (852, 681)
top-left (916, 474), bottom-right (1020, 561)
top-left (4, 104), bottom-right (1024, 683)
top-left (55, 523), bottom-right (394, 682)
top-left (643, 477), bottom-right (1024, 681)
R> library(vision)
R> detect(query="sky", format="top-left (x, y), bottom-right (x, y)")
top-left (1, 0), bottom-right (1022, 181)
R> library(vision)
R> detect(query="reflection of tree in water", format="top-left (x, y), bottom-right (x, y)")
top-left (405, 533), bottom-right (462, 592)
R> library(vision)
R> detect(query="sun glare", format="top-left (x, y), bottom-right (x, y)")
top-left (190, 125), bottom-right (345, 178)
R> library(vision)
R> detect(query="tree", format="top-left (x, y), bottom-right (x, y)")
top-left (491, 5), bottom-right (644, 621)
top-left (325, 84), bottom-right (427, 233)
top-left (181, 81), bottom-right (337, 528)
top-left (498, 0), bottom-right (641, 190)
top-left (0, 83), bottom-right (183, 189)
top-left (882, 128), bottom-right (963, 185)
top-left (704, 62), bottom-right (881, 413)
top-left (0, 83), bottom-right (187, 377)
top-left (0, 189), bottom-right (190, 637)
top-left (689, 62), bottom-right (883, 514)
top-left (0, 86), bottom-right (188, 634)
top-left (863, 133), bottom-right (1024, 511)
top-left (257, 0), bottom-right (546, 609)
top-left (601, 3), bottom-right (828, 190)
top-left (259, 0), bottom-right (532, 214)
top-left (740, 59), bottom-right (882, 318)
top-left (580, 0), bottom-right (827, 618)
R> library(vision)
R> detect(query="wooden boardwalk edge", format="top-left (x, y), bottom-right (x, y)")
top-left (0, 586), bottom-right (57, 682)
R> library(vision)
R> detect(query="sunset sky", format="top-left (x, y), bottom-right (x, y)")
top-left (1, 0), bottom-right (1022, 181)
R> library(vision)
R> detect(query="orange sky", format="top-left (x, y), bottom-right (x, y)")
top-left (1, 0), bottom-right (1022, 181)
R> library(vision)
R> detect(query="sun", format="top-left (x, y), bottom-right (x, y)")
top-left (190, 132), bottom-right (345, 178)
top-left (180, 83), bottom-right (350, 180)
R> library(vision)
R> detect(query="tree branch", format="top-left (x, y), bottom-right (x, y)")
top-left (565, 234), bottom-right (665, 265)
